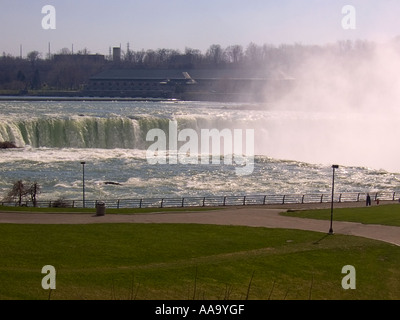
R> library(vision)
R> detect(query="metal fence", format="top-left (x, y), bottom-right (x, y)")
top-left (1, 191), bottom-right (399, 209)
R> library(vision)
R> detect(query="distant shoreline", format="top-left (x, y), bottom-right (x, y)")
top-left (0, 95), bottom-right (179, 102)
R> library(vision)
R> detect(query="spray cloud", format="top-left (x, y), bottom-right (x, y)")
top-left (258, 39), bottom-right (400, 173)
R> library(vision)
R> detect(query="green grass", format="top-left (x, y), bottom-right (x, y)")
top-left (281, 204), bottom-right (400, 226)
top-left (0, 223), bottom-right (399, 300)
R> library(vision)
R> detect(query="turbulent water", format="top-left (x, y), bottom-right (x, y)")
top-left (0, 99), bottom-right (399, 202)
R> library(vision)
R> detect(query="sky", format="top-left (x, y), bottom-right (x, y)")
top-left (1, 0), bottom-right (400, 57)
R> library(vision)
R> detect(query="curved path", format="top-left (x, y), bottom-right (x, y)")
top-left (0, 201), bottom-right (399, 246)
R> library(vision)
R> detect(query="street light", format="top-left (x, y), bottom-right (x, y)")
top-left (81, 162), bottom-right (86, 208)
top-left (329, 164), bottom-right (339, 235)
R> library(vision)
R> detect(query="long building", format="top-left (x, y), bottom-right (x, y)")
top-left (53, 53), bottom-right (106, 63)
top-left (84, 68), bottom-right (295, 102)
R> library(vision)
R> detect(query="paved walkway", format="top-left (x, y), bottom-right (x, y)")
top-left (0, 201), bottom-right (399, 246)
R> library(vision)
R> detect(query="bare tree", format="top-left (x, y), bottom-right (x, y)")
top-left (28, 182), bottom-right (41, 207)
top-left (6, 180), bottom-right (28, 206)
top-left (143, 49), bottom-right (157, 67)
top-left (4, 180), bottom-right (40, 206)
top-left (58, 48), bottom-right (71, 55)
top-left (206, 44), bottom-right (226, 66)
top-left (184, 47), bottom-right (203, 67)
top-left (226, 45), bottom-right (244, 65)
top-left (245, 42), bottom-right (263, 66)
top-left (79, 48), bottom-right (90, 55)
top-left (27, 51), bottom-right (41, 64)
top-left (132, 49), bottom-right (146, 66)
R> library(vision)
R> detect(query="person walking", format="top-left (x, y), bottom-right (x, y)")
top-left (366, 193), bottom-right (372, 206)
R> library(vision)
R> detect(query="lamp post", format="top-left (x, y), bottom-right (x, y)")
top-left (329, 165), bottom-right (339, 235)
top-left (81, 162), bottom-right (86, 208)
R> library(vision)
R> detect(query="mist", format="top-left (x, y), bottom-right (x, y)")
top-left (258, 40), bottom-right (400, 173)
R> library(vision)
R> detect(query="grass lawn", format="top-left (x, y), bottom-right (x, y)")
top-left (0, 223), bottom-right (398, 300)
top-left (281, 204), bottom-right (400, 227)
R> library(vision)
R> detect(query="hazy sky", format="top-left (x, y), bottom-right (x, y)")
top-left (2, 0), bottom-right (400, 57)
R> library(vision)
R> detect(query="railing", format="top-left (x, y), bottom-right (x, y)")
top-left (1, 191), bottom-right (399, 209)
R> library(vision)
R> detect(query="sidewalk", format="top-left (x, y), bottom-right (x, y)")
top-left (0, 201), bottom-right (399, 246)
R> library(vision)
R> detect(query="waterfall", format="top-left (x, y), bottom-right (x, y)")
top-left (0, 115), bottom-right (236, 149)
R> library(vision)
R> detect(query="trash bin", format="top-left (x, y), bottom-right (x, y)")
top-left (96, 201), bottom-right (106, 216)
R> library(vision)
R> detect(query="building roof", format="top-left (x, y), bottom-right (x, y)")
top-left (53, 54), bottom-right (105, 62)
top-left (90, 68), bottom-right (283, 81)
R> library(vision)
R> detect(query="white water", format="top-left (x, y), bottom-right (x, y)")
top-left (0, 100), bottom-right (399, 201)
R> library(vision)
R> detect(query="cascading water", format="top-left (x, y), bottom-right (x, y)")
top-left (1, 116), bottom-right (143, 149)
top-left (0, 100), bottom-right (399, 201)
top-left (0, 114), bottom-right (255, 150)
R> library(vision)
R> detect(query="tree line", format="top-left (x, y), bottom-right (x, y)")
top-left (0, 39), bottom-right (396, 92)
